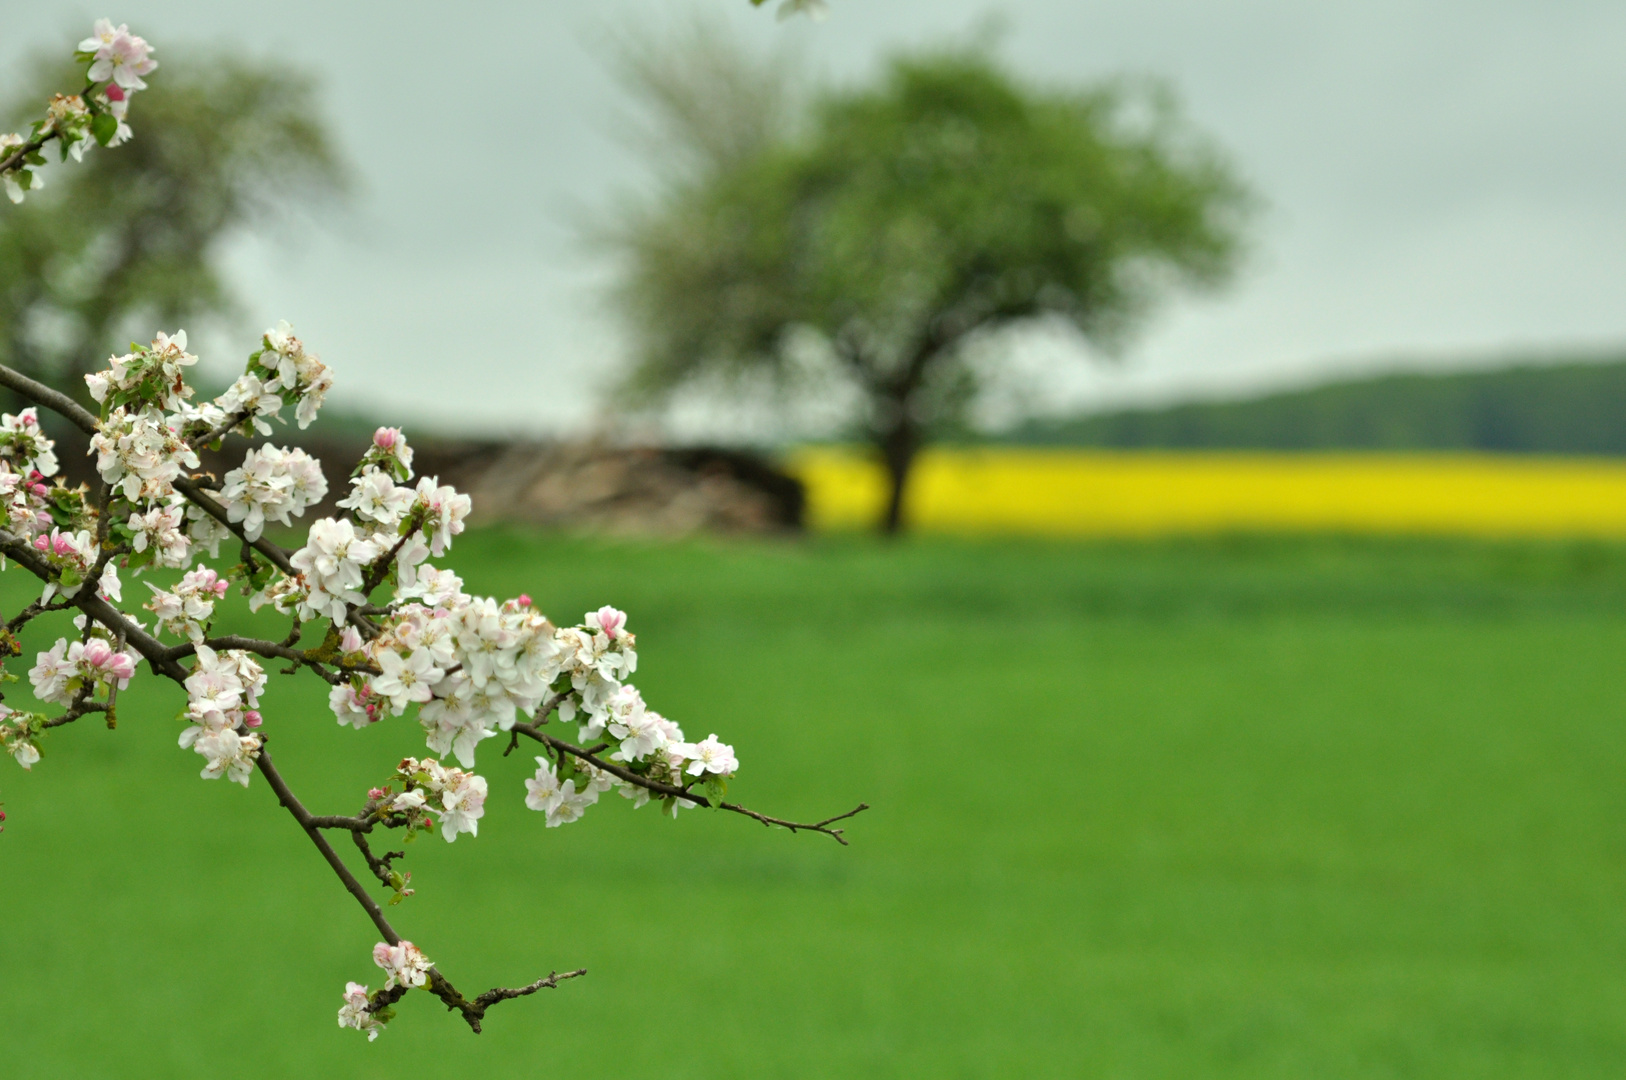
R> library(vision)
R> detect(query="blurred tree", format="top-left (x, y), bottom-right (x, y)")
top-left (607, 37), bottom-right (1253, 533)
top-left (0, 51), bottom-right (346, 409)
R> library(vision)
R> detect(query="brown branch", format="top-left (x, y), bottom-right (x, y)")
top-left (361, 528), bottom-right (417, 597)
top-left (191, 402), bottom-right (261, 450)
top-left (162, 634), bottom-right (378, 684)
top-left (511, 722), bottom-right (867, 845)
top-left (466, 969), bottom-right (588, 1024)
top-left (0, 363), bottom-right (98, 435)
top-left (256, 748), bottom-right (580, 1032)
top-left (0, 529), bottom-right (190, 682)
top-left (171, 477), bottom-right (297, 576)
top-left (8, 596), bottom-right (75, 633)
top-left (0, 129), bottom-right (59, 178)
top-left (351, 829), bottom-right (405, 891)
top-left (41, 698), bottom-right (107, 728)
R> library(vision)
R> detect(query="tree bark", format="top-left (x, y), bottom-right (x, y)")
top-left (876, 415), bottom-right (919, 536)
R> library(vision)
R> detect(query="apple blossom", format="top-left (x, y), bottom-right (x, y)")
top-left (337, 981), bottom-right (385, 1041)
top-left (438, 769), bottom-right (487, 841)
top-left (128, 502), bottom-right (191, 567)
top-left (288, 517), bottom-right (382, 621)
top-left (144, 567), bottom-right (227, 642)
top-left (681, 733), bottom-right (740, 777)
top-left (87, 331), bottom-right (197, 412)
top-left (218, 445), bottom-right (327, 541)
top-left (0, 408), bottom-right (60, 477)
top-left (86, 23), bottom-right (156, 90)
top-left (90, 407), bottom-right (199, 501)
top-left (371, 647), bottom-right (444, 714)
top-left (373, 940), bottom-right (432, 990)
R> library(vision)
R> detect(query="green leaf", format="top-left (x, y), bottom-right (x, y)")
top-left (91, 112), bottom-right (117, 147)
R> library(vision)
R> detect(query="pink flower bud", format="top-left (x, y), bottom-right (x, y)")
top-left (594, 605), bottom-right (626, 638)
top-left (242, 710), bottom-right (263, 729)
top-left (33, 535), bottom-right (47, 552)
top-left (517, 594), bottom-right (531, 607)
top-left (340, 626), bottom-right (364, 653)
top-left (368, 787), bottom-right (387, 800)
top-left (81, 639), bottom-right (114, 669)
top-left (105, 83), bottom-right (126, 102)
top-left (373, 427), bottom-right (400, 451)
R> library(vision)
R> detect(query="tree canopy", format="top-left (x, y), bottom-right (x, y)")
top-left (610, 42), bottom-right (1254, 531)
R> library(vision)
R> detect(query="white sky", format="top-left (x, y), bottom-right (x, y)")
top-left (8, 1), bottom-right (1626, 438)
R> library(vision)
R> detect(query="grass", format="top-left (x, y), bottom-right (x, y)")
top-left (2, 531), bottom-right (1626, 1077)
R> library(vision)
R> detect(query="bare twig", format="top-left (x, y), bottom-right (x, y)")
top-left (41, 698), bottom-right (108, 728)
top-left (511, 722), bottom-right (868, 845)
top-left (254, 747), bottom-right (557, 1032)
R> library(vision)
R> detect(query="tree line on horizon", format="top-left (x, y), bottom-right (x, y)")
top-left (1002, 355), bottom-right (1626, 455)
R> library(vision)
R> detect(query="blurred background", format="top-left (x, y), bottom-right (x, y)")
top-left (3, 2), bottom-right (1626, 1077)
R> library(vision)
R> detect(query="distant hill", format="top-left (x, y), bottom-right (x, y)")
top-left (1006, 356), bottom-right (1626, 454)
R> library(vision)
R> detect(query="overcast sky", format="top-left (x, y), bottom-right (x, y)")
top-left (9, 1), bottom-right (1626, 437)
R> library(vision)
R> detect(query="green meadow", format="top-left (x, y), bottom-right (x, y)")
top-left (2, 532), bottom-right (1625, 1078)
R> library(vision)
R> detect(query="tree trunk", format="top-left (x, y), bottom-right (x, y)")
top-left (876, 417), bottom-right (919, 537)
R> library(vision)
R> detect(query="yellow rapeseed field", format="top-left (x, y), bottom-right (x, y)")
top-left (787, 446), bottom-right (1626, 536)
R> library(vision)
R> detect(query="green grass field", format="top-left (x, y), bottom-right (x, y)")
top-left (3, 531), bottom-right (1626, 1078)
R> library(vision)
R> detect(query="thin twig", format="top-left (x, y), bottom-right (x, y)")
top-left (511, 722), bottom-right (868, 845)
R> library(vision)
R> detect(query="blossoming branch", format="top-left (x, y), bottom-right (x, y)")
top-left (0, 17), bottom-right (862, 1042)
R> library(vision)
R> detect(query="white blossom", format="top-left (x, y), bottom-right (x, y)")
top-left (97, 560), bottom-right (121, 602)
top-left (128, 502), bottom-right (191, 567)
top-left (90, 407), bottom-right (198, 501)
top-left (31, 528), bottom-right (96, 602)
top-left (337, 466), bottom-right (413, 526)
top-left (680, 733), bottom-right (739, 777)
top-left (0, 408), bottom-right (60, 477)
top-left (218, 445), bottom-right (327, 541)
top-left (370, 427), bottom-right (413, 475)
top-left (523, 758), bottom-right (599, 827)
top-left (329, 681), bottom-right (384, 729)
top-left (185, 504), bottom-right (231, 559)
top-left (82, 20), bottom-right (157, 90)
top-left (28, 636), bottom-right (138, 707)
top-left (412, 476), bottom-right (472, 557)
top-left (370, 647), bottom-right (443, 714)
top-left (144, 567), bottom-right (227, 642)
top-left (289, 517), bottom-right (381, 622)
top-left (372, 940), bottom-right (431, 990)
top-left (337, 981), bottom-right (384, 1041)
top-left (86, 330), bottom-right (196, 411)
top-left (255, 321), bottom-right (332, 428)
top-left (418, 674), bottom-right (499, 768)
top-left (438, 769), bottom-right (487, 842)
